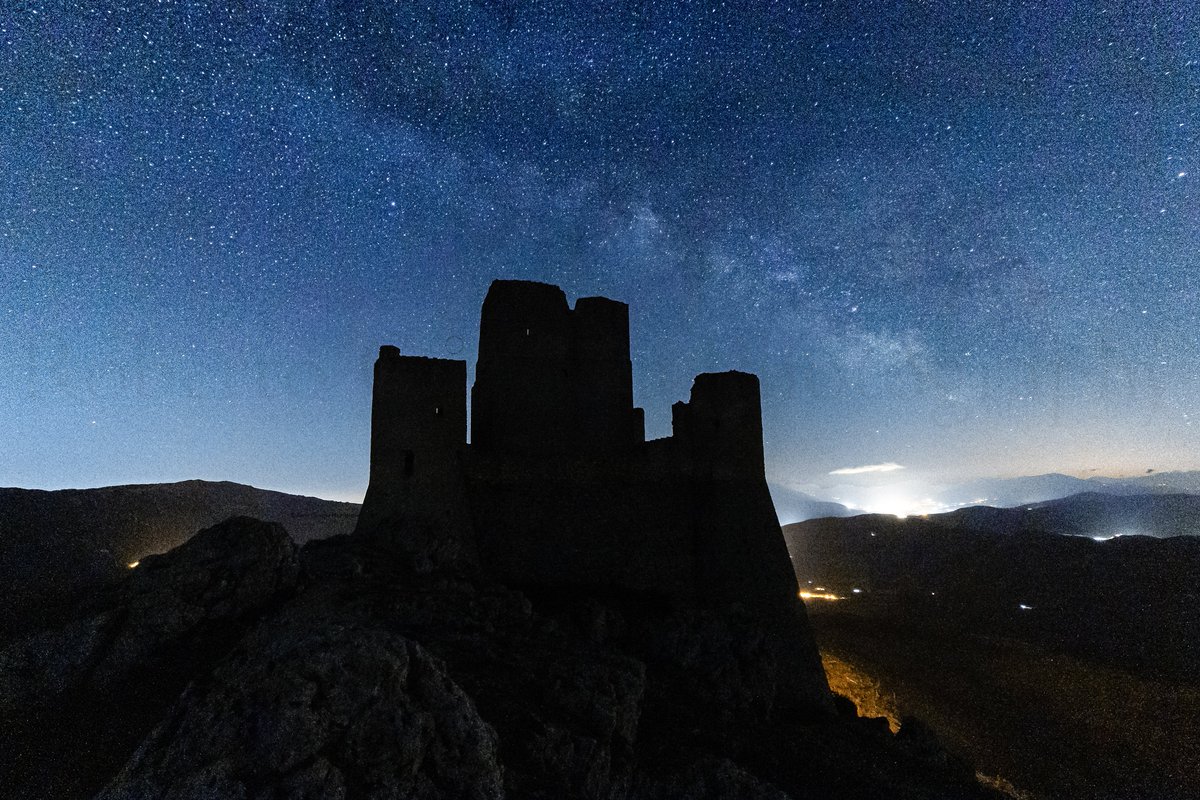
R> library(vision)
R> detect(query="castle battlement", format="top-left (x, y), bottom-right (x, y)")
top-left (356, 279), bottom-right (797, 611)
top-left (472, 280), bottom-right (642, 457)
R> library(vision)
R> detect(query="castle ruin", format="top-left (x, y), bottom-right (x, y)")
top-left (356, 279), bottom-right (802, 615)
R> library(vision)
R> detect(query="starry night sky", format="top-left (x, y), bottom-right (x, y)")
top-left (3, 1), bottom-right (1198, 502)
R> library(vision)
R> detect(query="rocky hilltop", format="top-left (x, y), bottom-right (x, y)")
top-left (1, 516), bottom-right (1001, 800)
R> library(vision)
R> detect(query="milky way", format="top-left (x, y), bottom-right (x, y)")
top-left (3, 2), bottom-right (1198, 499)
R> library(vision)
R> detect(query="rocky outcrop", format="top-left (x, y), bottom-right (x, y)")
top-left (1, 516), bottom-right (298, 714)
top-left (0, 517), bottom-right (299, 800)
top-left (98, 615), bottom-right (502, 800)
top-left (2, 516), bottom-right (1003, 800)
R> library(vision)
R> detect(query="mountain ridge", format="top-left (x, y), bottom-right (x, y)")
top-left (0, 480), bottom-right (359, 641)
top-left (782, 496), bottom-right (1200, 799)
top-left (782, 470), bottom-right (1200, 522)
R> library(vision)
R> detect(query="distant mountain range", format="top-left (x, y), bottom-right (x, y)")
top-left (793, 491), bottom-right (1200, 542)
top-left (1092, 470), bottom-right (1200, 494)
top-left (941, 470), bottom-right (1200, 508)
top-left (767, 484), bottom-right (853, 524)
top-left (0, 480), bottom-right (359, 640)
top-left (783, 495), bottom-right (1200, 680)
top-left (788, 499), bottom-right (1200, 799)
top-left (772, 470), bottom-right (1200, 523)
top-left (953, 491), bottom-right (1200, 539)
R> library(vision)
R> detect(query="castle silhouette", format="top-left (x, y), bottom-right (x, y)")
top-left (356, 279), bottom-right (800, 614)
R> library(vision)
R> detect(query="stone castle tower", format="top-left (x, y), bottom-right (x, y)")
top-left (356, 349), bottom-right (475, 570)
top-left (357, 279), bottom-right (801, 615)
top-left (472, 280), bottom-right (644, 457)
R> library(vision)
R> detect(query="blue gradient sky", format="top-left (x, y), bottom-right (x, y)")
top-left (3, 1), bottom-right (1198, 501)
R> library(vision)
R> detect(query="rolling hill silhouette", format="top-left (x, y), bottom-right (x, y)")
top-left (0, 480), bottom-right (358, 640)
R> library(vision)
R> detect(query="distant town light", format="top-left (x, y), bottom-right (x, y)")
top-left (127, 560), bottom-right (140, 569)
top-left (799, 590), bottom-right (842, 602)
top-left (1018, 603), bottom-right (1033, 610)
top-left (852, 588), bottom-right (863, 594)
top-left (1090, 531), bottom-right (1138, 541)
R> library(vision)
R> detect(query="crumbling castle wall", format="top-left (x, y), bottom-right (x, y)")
top-left (471, 281), bottom-right (644, 457)
top-left (570, 295), bottom-right (643, 451)
top-left (471, 281), bottom-right (574, 457)
top-left (355, 347), bottom-right (475, 571)
top-left (670, 372), bottom-right (799, 606)
top-left (359, 280), bottom-right (798, 610)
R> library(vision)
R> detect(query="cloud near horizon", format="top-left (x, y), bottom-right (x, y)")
top-left (829, 463), bottom-right (906, 475)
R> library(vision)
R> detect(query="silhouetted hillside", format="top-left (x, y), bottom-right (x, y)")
top-left (796, 472), bottom-right (1200, 518)
top-left (929, 490), bottom-right (1200, 539)
top-left (1024, 491), bottom-right (1200, 538)
top-left (0, 480), bottom-right (359, 641)
top-left (784, 504), bottom-right (1200, 799)
top-left (951, 471), bottom-right (1200, 507)
top-left (785, 502), bottom-right (1200, 677)
top-left (940, 472), bottom-right (1101, 507)
top-left (1090, 469), bottom-right (1200, 495)
top-left (802, 491), bottom-right (1200, 540)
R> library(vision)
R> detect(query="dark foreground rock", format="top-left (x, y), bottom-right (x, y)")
top-left (1, 518), bottom-right (1001, 800)
top-left (0, 517), bottom-right (300, 800)
top-left (98, 616), bottom-right (503, 800)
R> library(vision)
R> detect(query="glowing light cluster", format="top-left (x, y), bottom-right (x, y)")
top-left (836, 491), bottom-right (956, 519)
top-left (799, 590), bottom-right (843, 602)
top-left (1090, 530), bottom-right (1141, 541)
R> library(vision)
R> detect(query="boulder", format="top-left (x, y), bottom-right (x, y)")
top-left (0, 516), bottom-right (299, 800)
top-left (97, 616), bottom-right (502, 800)
top-left (1, 516), bottom-right (298, 714)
